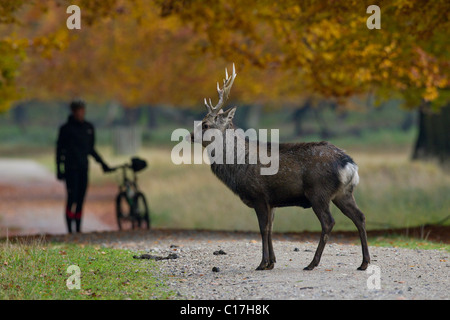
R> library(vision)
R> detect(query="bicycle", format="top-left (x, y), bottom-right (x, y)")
top-left (112, 157), bottom-right (151, 230)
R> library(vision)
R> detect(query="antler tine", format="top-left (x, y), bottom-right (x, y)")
top-left (204, 98), bottom-right (212, 113)
top-left (204, 63), bottom-right (237, 115)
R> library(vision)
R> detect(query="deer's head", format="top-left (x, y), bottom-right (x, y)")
top-left (189, 64), bottom-right (237, 147)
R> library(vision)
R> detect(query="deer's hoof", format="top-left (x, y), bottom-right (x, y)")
top-left (303, 262), bottom-right (317, 271)
top-left (357, 262), bottom-right (369, 271)
top-left (256, 261), bottom-right (275, 271)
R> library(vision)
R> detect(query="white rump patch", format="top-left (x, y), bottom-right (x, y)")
top-left (339, 162), bottom-right (359, 187)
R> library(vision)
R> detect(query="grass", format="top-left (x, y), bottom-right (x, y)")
top-left (2, 143), bottom-right (449, 233)
top-left (96, 146), bottom-right (450, 233)
top-left (1, 119), bottom-right (449, 234)
top-left (367, 235), bottom-right (450, 252)
top-left (347, 151), bottom-right (450, 229)
top-left (0, 239), bottom-right (175, 300)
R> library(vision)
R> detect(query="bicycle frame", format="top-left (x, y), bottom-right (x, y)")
top-left (116, 164), bottom-right (139, 201)
top-left (112, 159), bottom-right (150, 230)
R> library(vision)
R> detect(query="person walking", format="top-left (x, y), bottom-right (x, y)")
top-left (56, 100), bottom-right (113, 233)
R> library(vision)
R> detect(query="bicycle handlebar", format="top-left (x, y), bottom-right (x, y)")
top-left (107, 157), bottom-right (147, 174)
top-left (110, 163), bottom-right (130, 171)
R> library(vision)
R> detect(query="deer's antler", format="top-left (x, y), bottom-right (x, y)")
top-left (204, 63), bottom-right (237, 115)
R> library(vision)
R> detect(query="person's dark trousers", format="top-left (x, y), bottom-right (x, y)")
top-left (65, 168), bottom-right (88, 233)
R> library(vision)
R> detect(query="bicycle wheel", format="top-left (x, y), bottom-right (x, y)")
top-left (132, 192), bottom-right (151, 229)
top-left (116, 192), bottom-right (135, 230)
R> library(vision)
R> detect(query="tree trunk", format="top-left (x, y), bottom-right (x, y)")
top-left (246, 104), bottom-right (262, 129)
top-left (147, 105), bottom-right (158, 129)
top-left (292, 100), bottom-right (312, 137)
top-left (112, 126), bottom-right (142, 155)
top-left (122, 106), bottom-right (142, 125)
top-left (12, 103), bottom-right (27, 132)
top-left (412, 104), bottom-right (450, 164)
top-left (104, 100), bottom-right (120, 127)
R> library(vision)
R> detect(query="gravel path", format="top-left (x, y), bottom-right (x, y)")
top-left (52, 229), bottom-right (449, 300)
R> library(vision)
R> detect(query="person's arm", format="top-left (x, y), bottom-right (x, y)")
top-left (56, 126), bottom-right (67, 180)
top-left (89, 125), bottom-right (113, 172)
top-left (91, 148), bottom-right (112, 172)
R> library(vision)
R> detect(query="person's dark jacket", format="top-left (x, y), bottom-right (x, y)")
top-left (56, 115), bottom-right (109, 178)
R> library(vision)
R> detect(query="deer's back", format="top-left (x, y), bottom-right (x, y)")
top-left (211, 141), bottom-right (357, 209)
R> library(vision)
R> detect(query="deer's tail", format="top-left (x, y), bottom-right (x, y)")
top-left (338, 162), bottom-right (359, 191)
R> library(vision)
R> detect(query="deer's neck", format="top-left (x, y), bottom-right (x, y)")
top-left (208, 128), bottom-right (253, 194)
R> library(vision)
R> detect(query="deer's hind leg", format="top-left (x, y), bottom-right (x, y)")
top-left (268, 208), bottom-right (276, 265)
top-left (332, 193), bottom-right (370, 270)
top-left (304, 198), bottom-right (335, 271)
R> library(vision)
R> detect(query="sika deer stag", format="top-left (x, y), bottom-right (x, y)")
top-left (189, 64), bottom-right (370, 271)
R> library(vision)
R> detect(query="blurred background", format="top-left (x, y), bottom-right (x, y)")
top-left (0, 0), bottom-right (448, 236)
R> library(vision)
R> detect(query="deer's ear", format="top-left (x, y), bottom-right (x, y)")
top-left (223, 107), bottom-right (237, 124)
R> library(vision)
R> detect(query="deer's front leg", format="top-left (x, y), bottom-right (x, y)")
top-left (255, 203), bottom-right (275, 270)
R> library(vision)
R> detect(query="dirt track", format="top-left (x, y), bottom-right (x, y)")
top-left (0, 159), bottom-right (117, 237)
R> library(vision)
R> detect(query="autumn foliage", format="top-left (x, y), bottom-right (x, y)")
top-left (0, 0), bottom-right (448, 112)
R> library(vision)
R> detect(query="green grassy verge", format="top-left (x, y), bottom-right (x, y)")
top-left (0, 240), bottom-right (175, 300)
top-left (367, 235), bottom-right (449, 252)
top-left (2, 145), bottom-right (448, 233)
